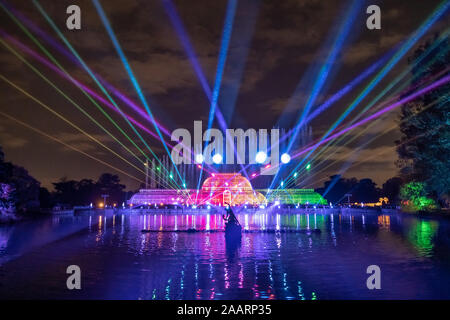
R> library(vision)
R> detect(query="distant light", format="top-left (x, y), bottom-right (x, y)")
top-left (306, 163), bottom-right (311, 170)
top-left (169, 173), bottom-right (173, 179)
top-left (212, 153), bottom-right (222, 164)
top-left (212, 173), bottom-right (215, 177)
top-left (255, 151), bottom-right (267, 164)
top-left (275, 200), bottom-right (280, 205)
top-left (195, 154), bottom-right (204, 164)
top-left (197, 164), bottom-right (202, 169)
top-left (259, 205), bottom-right (265, 209)
top-left (294, 172), bottom-right (298, 178)
top-left (207, 205), bottom-right (211, 209)
top-left (281, 153), bottom-right (291, 164)
top-left (280, 181), bottom-right (284, 187)
top-left (183, 183), bottom-right (186, 188)
top-left (156, 166), bottom-right (160, 171)
top-left (192, 205), bottom-right (197, 209)
top-left (265, 164), bottom-right (271, 169)
top-left (251, 173), bottom-right (257, 178)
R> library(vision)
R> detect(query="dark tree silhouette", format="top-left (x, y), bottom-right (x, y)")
top-left (381, 177), bottom-right (403, 204)
top-left (51, 173), bottom-right (127, 207)
top-left (316, 175), bottom-right (381, 204)
top-left (0, 146), bottom-right (40, 212)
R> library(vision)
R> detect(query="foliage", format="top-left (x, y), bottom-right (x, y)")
top-left (396, 33), bottom-right (450, 202)
top-left (0, 183), bottom-right (15, 214)
top-left (400, 182), bottom-right (437, 212)
top-left (0, 146), bottom-right (40, 213)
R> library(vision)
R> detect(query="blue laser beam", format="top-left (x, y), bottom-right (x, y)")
top-left (196, 0), bottom-right (238, 198)
top-left (268, 0), bottom-right (362, 193)
top-left (282, 0), bottom-right (450, 188)
top-left (92, 0), bottom-right (185, 185)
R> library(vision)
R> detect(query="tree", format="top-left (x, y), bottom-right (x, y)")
top-left (316, 175), bottom-right (359, 204)
top-left (39, 187), bottom-right (53, 209)
top-left (381, 177), bottom-right (403, 204)
top-left (0, 146), bottom-right (40, 212)
top-left (353, 178), bottom-right (380, 203)
top-left (96, 173), bottom-right (126, 206)
top-left (396, 33), bottom-right (450, 203)
top-left (400, 181), bottom-right (437, 212)
top-left (316, 176), bottom-right (381, 204)
top-left (53, 178), bottom-right (78, 206)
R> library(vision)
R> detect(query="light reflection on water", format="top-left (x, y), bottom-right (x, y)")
top-left (0, 209), bottom-right (449, 299)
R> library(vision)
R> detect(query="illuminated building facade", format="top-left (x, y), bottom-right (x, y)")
top-left (128, 173), bottom-right (326, 206)
top-left (198, 173), bottom-right (266, 206)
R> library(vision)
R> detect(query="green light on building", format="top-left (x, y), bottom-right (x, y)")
top-left (258, 189), bottom-right (327, 205)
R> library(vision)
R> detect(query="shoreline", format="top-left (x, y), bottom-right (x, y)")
top-left (1, 206), bottom-right (449, 226)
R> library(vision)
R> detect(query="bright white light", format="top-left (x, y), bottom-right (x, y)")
top-left (255, 151), bottom-right (267, 164)
top-left (281, 153), bottom-right (291, 164)
top-left (195, 154), bottom-right (204, 164)
top-left (212, 153), bottom-right (222, 164)
top-left (192, 205), bottom-right (197, 209)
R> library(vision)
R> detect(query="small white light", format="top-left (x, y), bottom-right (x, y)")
top-left (195, 154), bottom-right (204, 164)
top-left (212, 153), bottom-right (222, 164)
top-left (255, 151), bottom-right (267, 164)
top-left (281, 153), bottom-right (291, 164)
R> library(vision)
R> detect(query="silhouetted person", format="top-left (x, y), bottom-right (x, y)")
top-left (223, 203), bottom-right (240, 227)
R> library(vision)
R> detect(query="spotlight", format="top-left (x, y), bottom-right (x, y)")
top-left (212, 153), bottom-right (222, 164)
top-left (281, 153), bottom-right (291, 164)
top-left (306, 163), bottom-right (311, 170)
top-left (195, 154), bottom-right (204, 164)
top-left (255, 151), bottom-right (267, 164)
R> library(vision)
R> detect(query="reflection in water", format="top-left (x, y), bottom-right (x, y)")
top-left (0, 209), bottom-right (449, 299)
top-left (407, 219), bottom-right (439, 257)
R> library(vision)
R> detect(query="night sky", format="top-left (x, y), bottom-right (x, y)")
top-left (0, 0), bottom-right (447, 190)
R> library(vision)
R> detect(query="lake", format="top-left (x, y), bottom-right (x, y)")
top-left (0, 209), bottom-right (449, 299)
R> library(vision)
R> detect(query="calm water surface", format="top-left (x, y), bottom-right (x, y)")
top-left (0, 209), bottom-right (449, 299)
